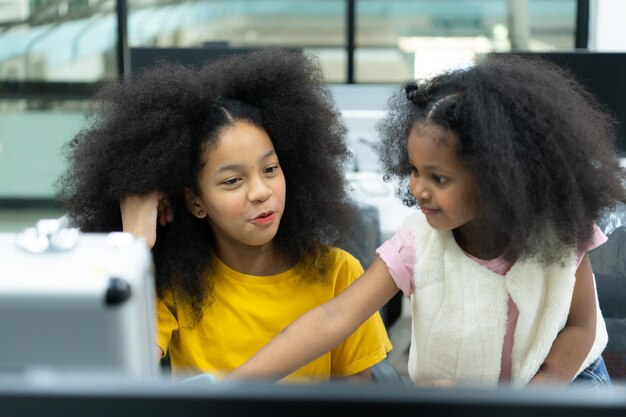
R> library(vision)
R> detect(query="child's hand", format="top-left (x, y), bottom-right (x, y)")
top-left (120, 191), bottom-right (173, 248)
top-left (414, 378), bottom-right (456, 388)
top-left (529, 373), bottom-right (555, 385)
top-left (528, 362), bottom-right (570, 387)
top-left (529, 371), bottom-right (567, 386)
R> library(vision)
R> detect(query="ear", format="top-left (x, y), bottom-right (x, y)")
top-left (184, 188), bottom-right (207, 219)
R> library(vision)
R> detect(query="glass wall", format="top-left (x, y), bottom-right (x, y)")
top-left (0, 0), bottom-right (578, 84)
top-left (354, 0), bottom-right (577, 82)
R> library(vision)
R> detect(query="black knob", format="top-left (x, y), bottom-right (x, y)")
top-left (105, 277), bottom-right (132, 306)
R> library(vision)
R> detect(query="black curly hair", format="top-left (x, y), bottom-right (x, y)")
top-left (55, 49), bottom-right (357, 322)
top-left (376, 54), bottom-right (626, 264)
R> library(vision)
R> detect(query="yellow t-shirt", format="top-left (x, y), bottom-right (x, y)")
top-left (156, 247), bottom-right (392, 382)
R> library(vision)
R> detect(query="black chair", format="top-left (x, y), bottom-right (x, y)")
top-left (589, 202), bottom-right (626, 381)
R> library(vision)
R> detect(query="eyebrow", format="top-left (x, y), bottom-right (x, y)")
top-left (215, 149), bottom-right (277, 173)
top-left (424, 164), bottom-right (452, 174)
top-left (409, 160), bottom-right (454, 175)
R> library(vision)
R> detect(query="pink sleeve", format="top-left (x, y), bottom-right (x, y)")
top-left (375, 228), bottom-right (416, 295)
top-left (576, 223), bottom-right (608, 267)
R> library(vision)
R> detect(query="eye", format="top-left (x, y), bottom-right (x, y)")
top-left (264, 164), bottom-right (280, 175)
top-left (432, 175), bottom-right (447, 185)
top-left (410, 165), bottom-right (418, 175)
top-left (221, 177), bottom-right (241, 187)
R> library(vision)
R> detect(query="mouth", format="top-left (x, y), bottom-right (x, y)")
top-left (419, 206), bottom-right (438, 215)
top-left (251, 211), bottom-right (277, 225)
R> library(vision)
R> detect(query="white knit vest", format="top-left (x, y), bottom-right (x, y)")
top-left (404, 213), bottom-right (608, 386)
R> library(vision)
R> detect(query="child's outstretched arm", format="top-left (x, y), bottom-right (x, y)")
top-left (226, 256), bottom-right (400, 381)
top-left (530, 254), bottom-right (597, 384)
top-left (120, 191), bottom-right (173, 249)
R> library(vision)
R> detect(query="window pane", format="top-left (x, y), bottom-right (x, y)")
top-left (0, 1), bottom-right (118, 82)
top-left (354, 0), bottom-right (577, 83)
top-left (127, 0), bottom-right (348, 82)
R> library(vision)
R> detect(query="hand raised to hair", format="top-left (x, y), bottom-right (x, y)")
top-left (120, 191), bottom-right (173, 249)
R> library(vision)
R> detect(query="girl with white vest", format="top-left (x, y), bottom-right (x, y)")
top-left (229, 54), bottom-right (626, 388)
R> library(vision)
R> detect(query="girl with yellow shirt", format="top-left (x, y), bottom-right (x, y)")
top-left (56, 49), bottom-right (391, 383)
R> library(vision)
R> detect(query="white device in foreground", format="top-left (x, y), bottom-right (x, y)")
top-left (0, 218), bottom-right (158, 377)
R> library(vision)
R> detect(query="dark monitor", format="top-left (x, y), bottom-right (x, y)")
top-left (1, 376), bottom-right (626, 417)
top-left (130, 46), bottom-right (300, 75)
top-left (490, 51), bottom-right (626, 154)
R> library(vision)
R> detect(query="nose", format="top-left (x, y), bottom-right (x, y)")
top-left (410, 176), bottom-right (431, 201)
top-left (247, 175), bottom-right (272, 202)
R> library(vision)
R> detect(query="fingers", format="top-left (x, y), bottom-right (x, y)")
top-left (121, 191), bottom-right (173, 227)
top-left (157, 194), bottom-right (174, 226)
top-left (119, 190), bottom-right (173, 249)
top-left (121, 191), bottom-right (159, 211)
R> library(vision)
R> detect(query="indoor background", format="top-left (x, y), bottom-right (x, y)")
top-left (1, 0), bottom-right (625, 385)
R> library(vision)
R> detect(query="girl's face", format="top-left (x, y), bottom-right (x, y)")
top-left (186, 120), bottom-right (286, 253)
top-left (407, 124), bottom-right (480, 233)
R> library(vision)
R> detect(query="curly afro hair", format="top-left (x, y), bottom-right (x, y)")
top-left (376, 53), bottom-right (626, 264)
top-left (55, 49), bottom-right (357, 321)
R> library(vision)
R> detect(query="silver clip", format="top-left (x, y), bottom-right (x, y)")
top-left (16, 216), bottom-right (79, 254)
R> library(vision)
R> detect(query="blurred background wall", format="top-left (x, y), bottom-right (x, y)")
top-left (1, 0), bottom-right (624, 232)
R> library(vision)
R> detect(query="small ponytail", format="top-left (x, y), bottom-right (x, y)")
top-left (404, 81), bottom-right (419, 103)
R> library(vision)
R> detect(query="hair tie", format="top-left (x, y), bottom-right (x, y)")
top-left (404, 82), bottom-right (418, 104)
top-left (443, 102), bottom-right (457, 119)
